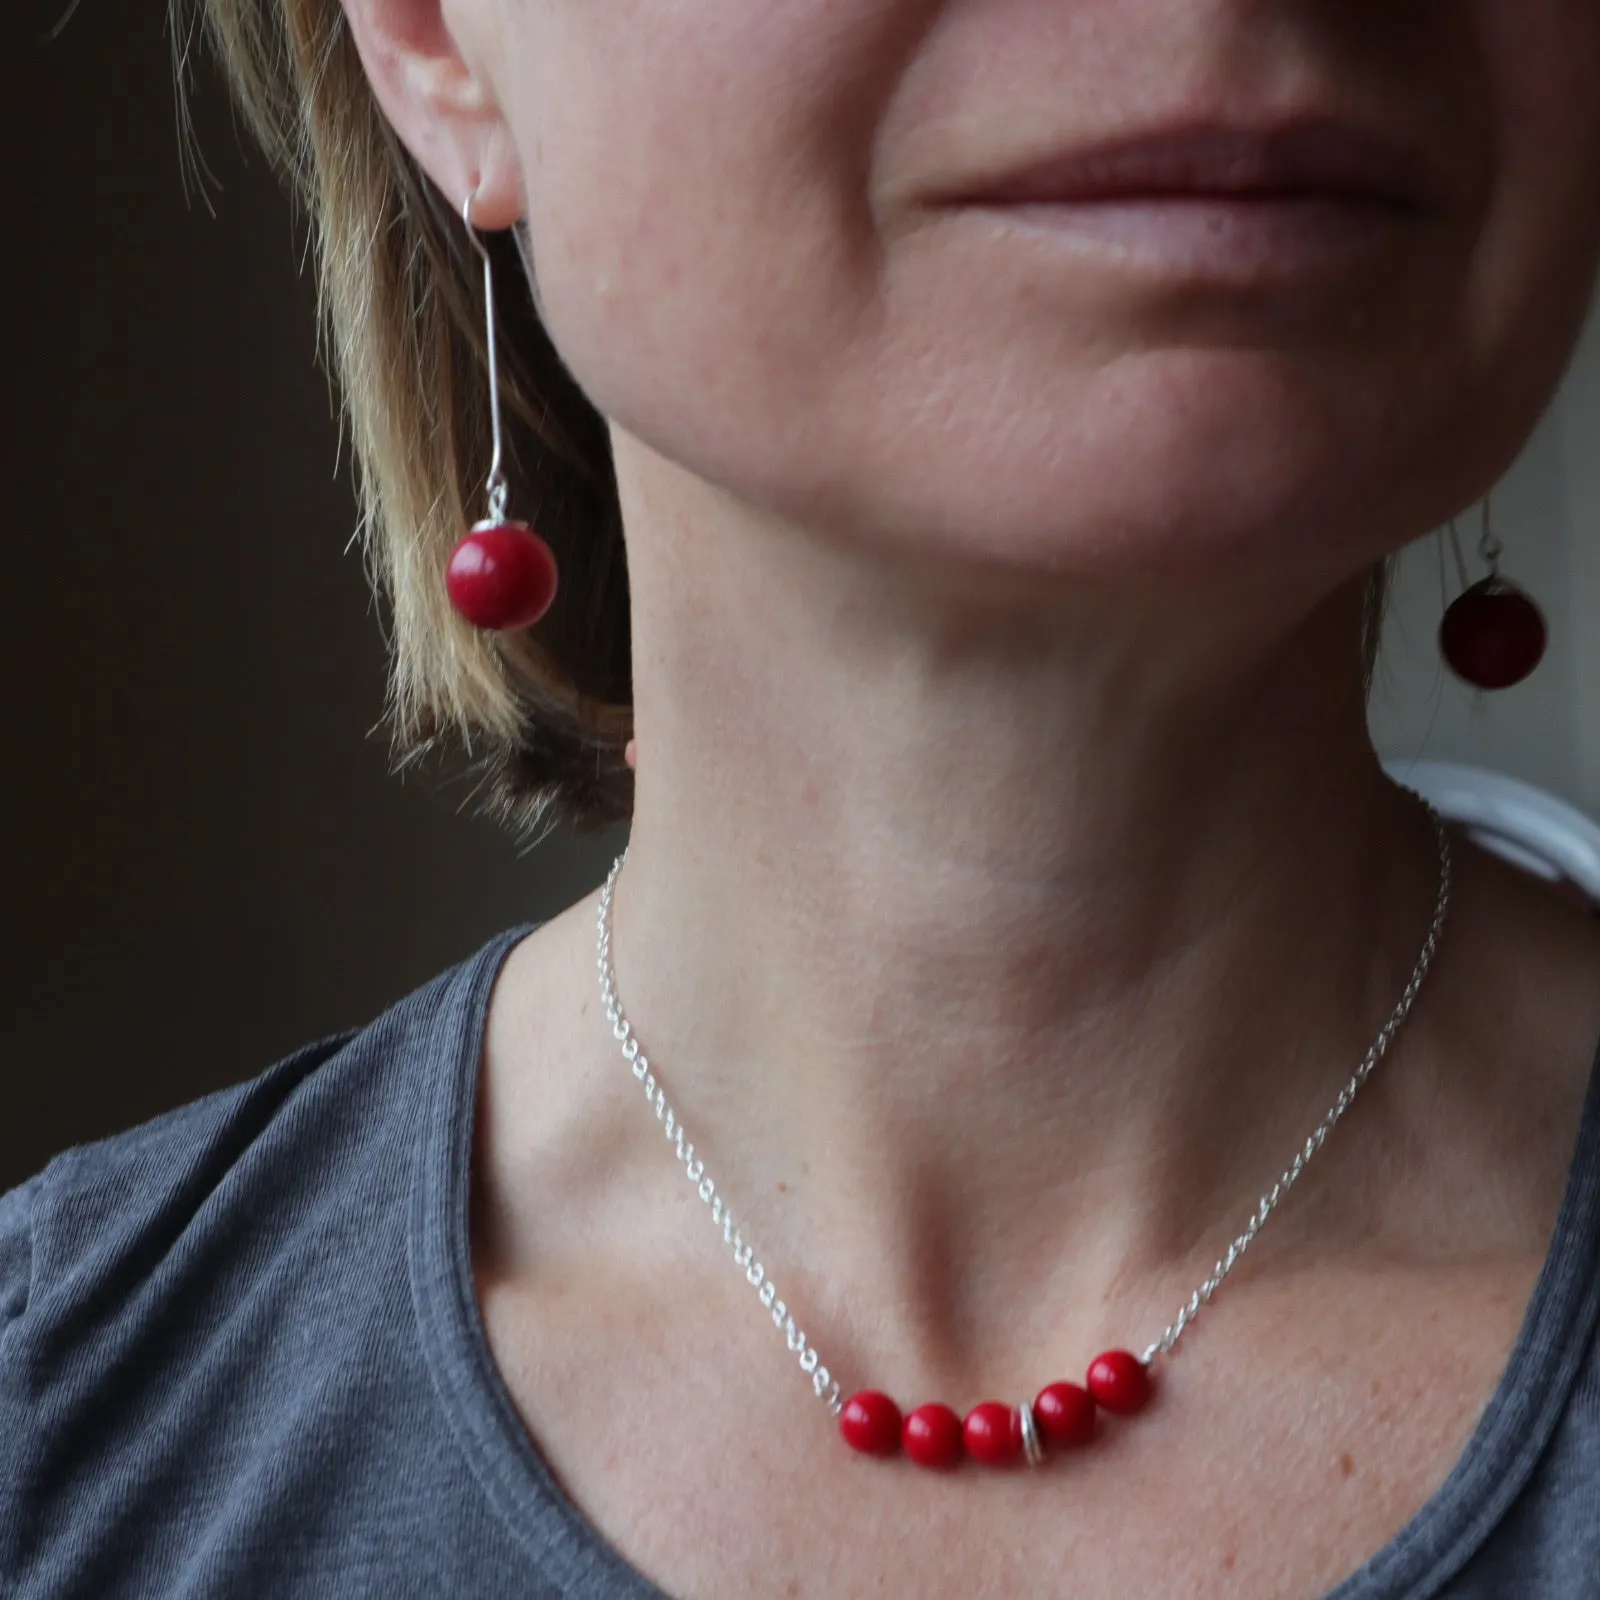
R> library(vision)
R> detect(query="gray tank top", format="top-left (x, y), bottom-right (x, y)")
top-left (2, 926), bottom-right (1598, 1596)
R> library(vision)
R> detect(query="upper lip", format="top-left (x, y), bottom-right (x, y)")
top-left (933, 121), bottom-right (1432, 210)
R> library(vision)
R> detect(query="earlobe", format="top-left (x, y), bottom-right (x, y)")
top-left (337, 0), bottom-right (523, 225)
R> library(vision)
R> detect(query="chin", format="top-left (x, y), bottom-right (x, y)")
top-left (591, 268), bottom-right (1566, 601)
top-left (781, 344), bottom-right (1491, 591)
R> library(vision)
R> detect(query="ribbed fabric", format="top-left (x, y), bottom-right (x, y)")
top-left (2, 927), bottom-right (1597, 1598)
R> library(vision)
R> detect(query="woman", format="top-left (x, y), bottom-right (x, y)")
top-left (4, 2), bottom-right (1600, 1595)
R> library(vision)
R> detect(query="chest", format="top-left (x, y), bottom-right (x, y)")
top-left (474, 1258), bottom-right (1537, 1600)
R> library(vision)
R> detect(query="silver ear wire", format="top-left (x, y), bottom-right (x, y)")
top-left (463, 187), bottom-right (510, 526)
top-left (1478, 495), bottom-right (1503, 575)
top-left (1445, 518), bottom-right (1471, 592)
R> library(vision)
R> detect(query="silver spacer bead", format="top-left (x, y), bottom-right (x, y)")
top-left (1018, 1400), bottom-right (1044, 1468)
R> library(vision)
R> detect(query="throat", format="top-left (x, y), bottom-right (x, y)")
top-left (591, 780), bottom-right (1446, 1385)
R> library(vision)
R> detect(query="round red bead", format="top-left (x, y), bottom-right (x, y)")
top-left (1439, 580), bottom-right (1547, 690)
top-left (839, 1391), bottom-right (902, 1457)
top-left (1086, 1350), bottom-right (1151, 1415)
top-left (902, 1403), bottom-right (964, 1469)
top-left (963, 1401), bottom-right (1023, 1467)
top-left (445, 521), bottom-right (559, 631)
top-left (1034, 1381), bottom-right (1096, 1448)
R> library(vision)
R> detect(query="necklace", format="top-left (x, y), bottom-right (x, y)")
top-left (594, 806), bottom-right (1452, 1470)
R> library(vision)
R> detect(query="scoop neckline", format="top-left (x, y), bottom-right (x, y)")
top-left (411, 923), bottom-right (1600, 1600)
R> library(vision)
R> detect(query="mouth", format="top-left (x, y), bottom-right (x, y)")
top-left (934, 121), bottom-right (1430, 212)
top-left (926, 120), bottom-right (1435, 280)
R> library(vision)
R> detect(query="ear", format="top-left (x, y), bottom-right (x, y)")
top-left (338, 0), bottom-right (524, 226)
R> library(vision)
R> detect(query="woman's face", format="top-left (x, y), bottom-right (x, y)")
top-left (447, 0), bottom-right (1600, 591)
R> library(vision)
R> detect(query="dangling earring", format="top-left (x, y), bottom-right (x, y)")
top-left (444, 189), bottom-right (559, 632)
top-left (1438, 496), bottom-right (1546, 690)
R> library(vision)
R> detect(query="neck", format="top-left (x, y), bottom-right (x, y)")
top-left (608, 446), bottom-right (1444, 1390)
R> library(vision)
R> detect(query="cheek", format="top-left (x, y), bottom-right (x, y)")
top-left (509, 1), bottom-right (895, 438)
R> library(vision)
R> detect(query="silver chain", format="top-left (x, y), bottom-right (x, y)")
top-left (1140, 807), bottom-right (1452, 1360)
top-left (595, 805), bottom-right (1452, 1418)
top-left (596, 888), bottom-right (845, 1415)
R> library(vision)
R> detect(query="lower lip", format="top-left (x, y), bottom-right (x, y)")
top-left (951, 194), bottom-right (1416, 279)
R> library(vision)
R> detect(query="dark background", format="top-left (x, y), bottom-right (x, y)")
top-left (2, 2), bottom-right (619, 1189)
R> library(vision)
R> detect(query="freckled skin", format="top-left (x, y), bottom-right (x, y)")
top-left (467, 843), bottom-right (1600, 1598)
top-left (344, 1), bottom-right (1600, 1594)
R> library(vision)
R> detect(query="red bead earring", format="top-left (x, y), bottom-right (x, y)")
top-left (444, 188), bottom-right (559, 633)
top-left (1438, 499), bottom-right (1546, 690)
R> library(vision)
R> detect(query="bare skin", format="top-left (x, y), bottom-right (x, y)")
top-left (327, 2), bottom-right (1600, 1591)
top-left (472, 837), bottom-right (1600, 1600)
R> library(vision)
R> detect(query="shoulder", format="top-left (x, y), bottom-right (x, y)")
top-left (0, 981), bottom-right (404, 1330)
top-left (1, 1027), bottom-right (350, 1310)
top-left (0, 926), bottom-right (532, 1591)
top-left (0, 1026), bottom-right (353, 1378)
top-left (0, 929), bottom-right (525, 1338)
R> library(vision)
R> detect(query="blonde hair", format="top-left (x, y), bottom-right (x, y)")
top-left (176, 0), bottom-right (634, 836)
top-left (174, 2), bottom-right (1392, 838)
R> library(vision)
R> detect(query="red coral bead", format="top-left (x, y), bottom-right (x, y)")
top-left (1086, 1350), bottom-right (1152, 1415)
top-left (1034, 1381), bottom-right (1096, 1448)
top-left (902, 1403), bottom-right (964, 1469)
top-left (1439, 580), bottom-right (1547, 690)
top-left (839, 1391), bottom-right (902, 1457)
top-left (445, 521), bottom-right (559, 631)
top-left (963, 1401), bottom-right (1023, 1466)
